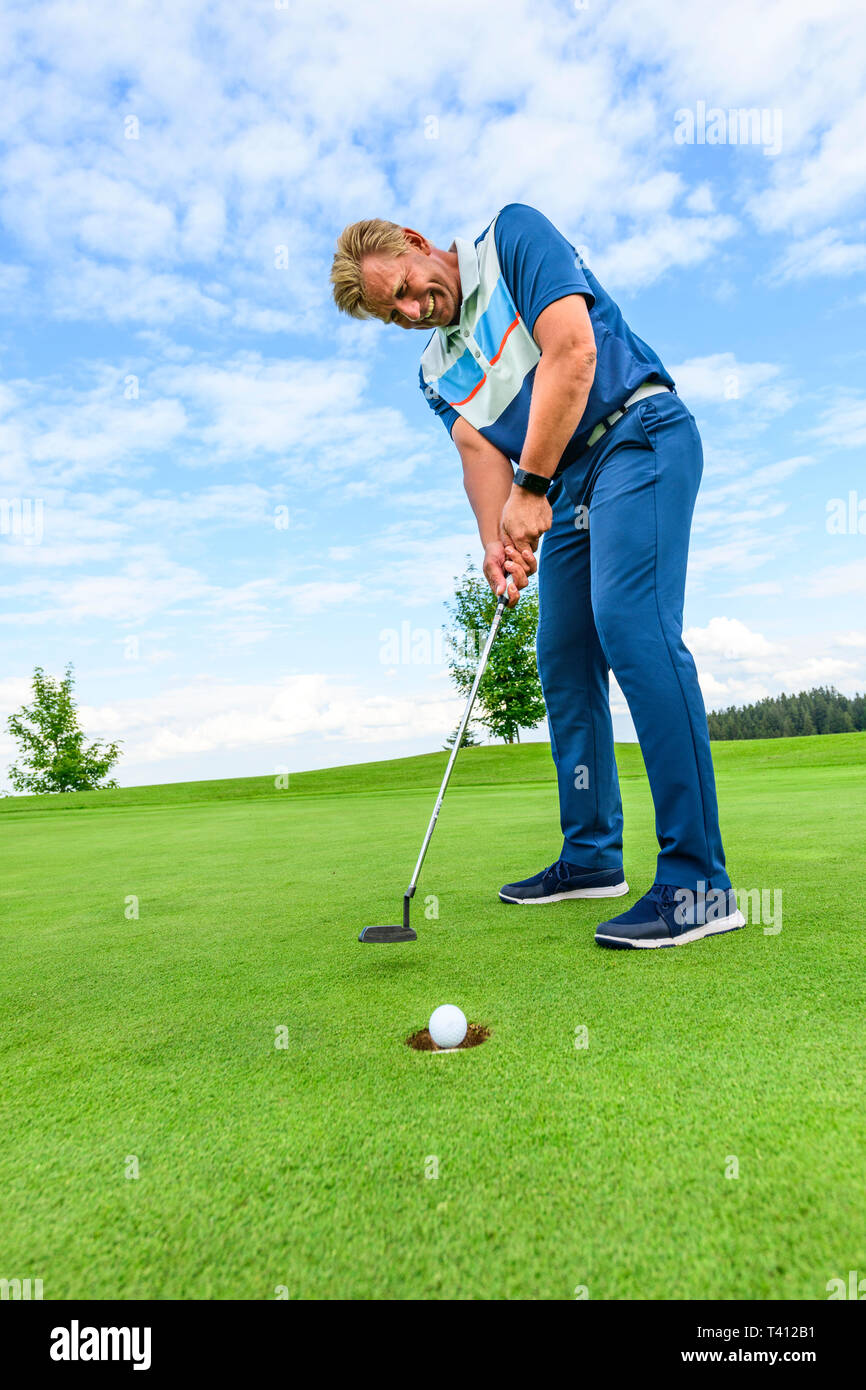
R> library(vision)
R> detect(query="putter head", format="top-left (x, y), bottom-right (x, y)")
top-left (358, 923), bottom-right (417, 944)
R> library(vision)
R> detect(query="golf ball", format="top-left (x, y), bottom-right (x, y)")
top-left (428, 1004), bottom-right (468, 1050)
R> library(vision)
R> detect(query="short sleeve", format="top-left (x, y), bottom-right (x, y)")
top-left (418, 364), bottom-right (459, 437)
top-left (494, 203), bottom-right (595, 337)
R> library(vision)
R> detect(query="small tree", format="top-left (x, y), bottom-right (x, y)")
top-left (445, 561), bottom-right (546, 744)
top-left (443, 722), bottom-right (482, 750)
top-left (6, 665), bottom-right (122, 793)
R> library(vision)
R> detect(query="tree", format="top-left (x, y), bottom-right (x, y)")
top-left (445, 561), bottom-right (546, 744)
top-left (6, 665), bottom-right (122, 794)
top-left (825, 703), bottom-right (855, 733)
top-left (443, 722), bottom-right (481, 750)
top-left (706, 686), bottom-right (864, 740)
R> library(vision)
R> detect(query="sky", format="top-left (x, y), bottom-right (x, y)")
top-left (1, 0), bottom-right (865, 791)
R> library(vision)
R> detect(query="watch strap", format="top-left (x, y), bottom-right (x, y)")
top-left (513, 467), bottom-right (552, 496)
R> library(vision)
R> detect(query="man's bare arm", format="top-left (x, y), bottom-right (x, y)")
top-left (498, 295), bottom-right (596, 560)
top-left (454, 416), bottom-right (513, 547)
top-left (518, 294), bottom-right (597, 479)
top-left (451, 297), bottom-right (595, 600)
top-left (452, 417), bottom-right (533, 605)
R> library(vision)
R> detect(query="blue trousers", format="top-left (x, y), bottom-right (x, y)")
top-left (537, 391), bottom-right (730, 891)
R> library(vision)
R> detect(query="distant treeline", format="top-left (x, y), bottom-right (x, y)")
top-left (707, 686), bottom-right (866, 740)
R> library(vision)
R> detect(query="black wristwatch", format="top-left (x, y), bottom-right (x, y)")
top-left (513, 466), bottom-right (552, 496)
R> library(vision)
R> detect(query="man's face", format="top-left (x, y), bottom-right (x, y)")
top-left (362, 235), bottom-right (461, 330)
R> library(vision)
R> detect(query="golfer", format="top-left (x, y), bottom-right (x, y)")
top-left (330, 204), bottom-right (744, 948)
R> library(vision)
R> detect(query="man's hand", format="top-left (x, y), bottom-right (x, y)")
top-left (499, 487), bottom-right (551, 602)
top-left (453, 420), bottom-right (548, 607)
top-left (483, 540), bottom-right (522, 606)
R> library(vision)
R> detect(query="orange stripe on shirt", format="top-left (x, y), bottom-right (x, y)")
top-left (451, 315), bottom-right (521, 407)
top-left (452, 377), bottom-right (486, 407)
top-left (489, 314), bottom-right (520, 365)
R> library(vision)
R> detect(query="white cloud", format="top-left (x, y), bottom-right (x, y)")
top-left (594, 213), bottom-right (739, 290)
top-left (810, 396), bottom-right (866, 450)
top-left (748, 92), bottom-right (866, 233)
top-left (685, 183), bottom-right (715, 214)
top-left (670, 354), bottom-right (792, 412)
top-left (771, 229), bottom-right (866, 282)
top-left (152, 354), bottom-right (430, 479)
top-left (368, 525), bottom-right (481, 607)
top-left (2, 0), bottom-right (835, 329)
top-left (0, 551), bottom-right (215, 625)
top-left (0, 352), bottom-right (434, 494)
top-left (289, 581), bottom-right (363, 614)
top-left (708, 463), bottom-right (812, 526)
top-left (0, 262), bottom-right (29, 302)
top-left (683, 612), bottom-right (866, 710)
top-left (0, 675), bottom-right (32, 710)
top-left (772, 656), bottom-right (861, 687)
top-left (808, 559), bottom-right (866, 598)
top-left (685, 616), bottom-right (777, 664)
top-left (726, 581), bottom-right (784, 597)
top-left (71, 673), bottom-right (470, 765)
top-left (51, 261), bottom-right (229, 327)
top-left (232, 301), bottom-right (296, 334)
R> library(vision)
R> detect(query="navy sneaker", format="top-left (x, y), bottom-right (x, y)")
top-left (595, 883), bottom-right (746, 949)
top-left (499, 858), bottom-right (628, 905)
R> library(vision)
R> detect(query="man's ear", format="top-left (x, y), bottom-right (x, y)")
top-left (402, 227), bottom-right (431, 254)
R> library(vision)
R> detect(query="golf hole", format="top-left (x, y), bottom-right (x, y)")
top-left (406, 1023), bottom-right (491, 1053)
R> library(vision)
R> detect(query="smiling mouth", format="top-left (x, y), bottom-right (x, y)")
top-left (422, 291), bottom-right (434, 320)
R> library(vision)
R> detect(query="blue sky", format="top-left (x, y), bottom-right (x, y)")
top-left (1, 0), bottom-right (865, 790)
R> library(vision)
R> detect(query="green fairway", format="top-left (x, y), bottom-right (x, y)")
top-left (2, 732), bottom-right (865, 1300)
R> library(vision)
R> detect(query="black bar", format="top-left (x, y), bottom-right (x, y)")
top-left (5, 1299), bottom-right (862, 1374)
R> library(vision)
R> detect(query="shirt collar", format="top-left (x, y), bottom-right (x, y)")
top-left (439, 236), bottom-right (480, 342)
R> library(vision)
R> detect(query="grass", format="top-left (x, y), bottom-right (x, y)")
top-left (1, 732), bottom-right (865, 1300)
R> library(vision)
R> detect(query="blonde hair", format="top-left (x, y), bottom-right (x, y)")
top-left (330, 219), bottom-right (410, 318)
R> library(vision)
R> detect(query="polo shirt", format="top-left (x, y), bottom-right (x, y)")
top-left (418, 203), bottom-right (675, 471)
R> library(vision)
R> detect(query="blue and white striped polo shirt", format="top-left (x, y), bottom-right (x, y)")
top-left (418, 203), bottom-right (674, 470)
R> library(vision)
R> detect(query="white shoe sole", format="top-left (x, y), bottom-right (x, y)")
top-left (595, 909), bottom-right (747, 949)
top-left (500, 881), bottom-right (629, 905)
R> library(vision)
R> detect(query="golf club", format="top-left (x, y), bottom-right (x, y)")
top-left (358, 589), bottom-right (510, 943)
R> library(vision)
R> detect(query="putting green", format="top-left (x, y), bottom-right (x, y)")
top-left (1, 732), bottom-right (864, 1300)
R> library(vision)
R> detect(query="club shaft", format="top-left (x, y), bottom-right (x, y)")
top-left (405, 592), bottom-right (508, 899)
